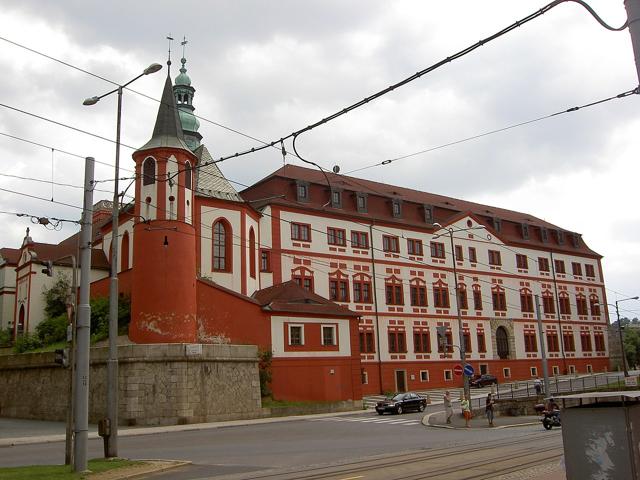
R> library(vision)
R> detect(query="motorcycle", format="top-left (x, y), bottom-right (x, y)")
top-left (535, 403), bottom-right (562, 430)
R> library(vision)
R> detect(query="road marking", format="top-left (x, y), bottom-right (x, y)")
top-left (339, 476), bottom-right (364, 480)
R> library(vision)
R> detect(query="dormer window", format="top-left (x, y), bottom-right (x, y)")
top-left (571, 232), bottom-right (580, 248)
top-left (296, 181), bottom-right (309, 202)
top-left (331, 189), bottom-right (342, 209)
top-left (392, 199), bottom-right (402, 218)
top-left (423, 204), bottom-right (434, 224)
top-left (356, 193), bottom-right (367, 213)
top-left (493, 217), bottom-right (502, 232)
top-left (557, 230), bottom-right (565, 245)
top-left (541, 227), bottom-right (549, 243)
top-left (521, 223), bottom-right (530, 240)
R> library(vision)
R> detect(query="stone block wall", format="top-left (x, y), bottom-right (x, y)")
top-left (0, 343), bottom-right (261, 426)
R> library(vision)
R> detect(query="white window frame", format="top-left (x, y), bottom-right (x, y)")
top-left (503, 367), bottom-right (511, 379)
top-left (530, 367), bottom-right (538, 377)
top-left (552, 365), bottom-right (560, 375)
top-left (420, 370), bottom-right (429, 382)
top-left (569, 365), bottom-right (576, 374)
top-left (361, 370), bottom-right (368, 385)
top-left (288, 324), bottom-right (304, 346)
top-left (587, 364), bottom-right (593, 373)
top-left (321, 325), bottom-right (337, 346)
top-left (444, 369), bottom-right (453, 381)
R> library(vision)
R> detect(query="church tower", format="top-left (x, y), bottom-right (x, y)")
top-left (129, 64), bottom-right (199, 343)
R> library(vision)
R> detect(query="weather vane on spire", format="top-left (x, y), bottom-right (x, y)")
top-left (181, 36), bottom-right (188, 59)
top-left (166, 34), bottom-right (174, 71)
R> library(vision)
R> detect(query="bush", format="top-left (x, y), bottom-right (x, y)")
top-left (35, 314), bottom-right (69, 345)
top-left (90, 295), bottom-right (131, 343)
top-left (0, 327), bottom-right (12, 347)
top-left (258, 348), bottom-right (273, 398)
top-left (13, 333), bottom-right (43, 353)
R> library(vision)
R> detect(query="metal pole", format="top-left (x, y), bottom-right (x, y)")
top-left (625, 0), bottom-right (640, 85)
top-left (368, 223), bottom-right (384, 395)
top-left (64, 255), bottom-right (77, 465)
top-left (73, 156), bottom-right (94, 473)
top-left (534, 295), bottom-right (550, 396)
top-left (105, 86), bottom-right (122, 458)
top-left (616, 300), bottom-right (629, 377)
top-left (448, 228), bottom-right (469, 401)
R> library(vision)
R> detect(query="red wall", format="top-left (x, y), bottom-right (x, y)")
top-left (196, 280), bottom-right (270, 347)
top-left (129, 220), bottom-right (198, 343)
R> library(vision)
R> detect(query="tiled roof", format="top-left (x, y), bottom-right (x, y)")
top-left (27, 242), bottom-right (110, 270)
top-left (242, 165), bottom-right (600, 257)
top-left (0, 248), bottom-right (20, 265)
top-left (193, 144), bottom-right (243, 202)
top-left (253, 280), bottom-right (359, 317)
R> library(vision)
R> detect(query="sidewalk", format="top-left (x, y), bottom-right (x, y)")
top-left (423, 409), bottom-right (540, 429)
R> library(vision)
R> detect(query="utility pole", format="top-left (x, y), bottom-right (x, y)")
top-left (73, 157), bottom-right (94, 473)
top-left (625, 0), bottom-right (640, 84)
top-left (535, 295), bottom-right (550, 397)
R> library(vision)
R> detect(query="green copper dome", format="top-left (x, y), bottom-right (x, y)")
top-left (175, 58), bottom-right (191, 86)
top-left (179, 108), bottom-right (200, 133)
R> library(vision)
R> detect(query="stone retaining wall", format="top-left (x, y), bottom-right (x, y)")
top-left (0, 343), bottom-right (261, 426)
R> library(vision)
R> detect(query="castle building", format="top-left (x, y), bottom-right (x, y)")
top-left (0, 56), bottom-right (610, 400)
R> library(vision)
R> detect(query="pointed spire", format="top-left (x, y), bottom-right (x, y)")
top-left (137, 74), bottom-right (191, 153)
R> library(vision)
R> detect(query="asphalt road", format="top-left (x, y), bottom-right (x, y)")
top-left (1, 408), bottom-right (560, 479)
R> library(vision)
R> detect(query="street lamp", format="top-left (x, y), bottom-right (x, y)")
top-left (614, 296), bottom-right (640, 377)
top-left (433, 223), bottom-right (484, 402)
top-left (83, 62), bottom-right (161, 459)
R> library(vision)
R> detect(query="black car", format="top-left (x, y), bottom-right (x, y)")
top-left (375, 392), bottom-right (427, 415)
top-left (470, 374), bottom-right (498, 388)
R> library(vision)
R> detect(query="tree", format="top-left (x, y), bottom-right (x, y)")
top-left (42, 273), bottom-right (72, 319)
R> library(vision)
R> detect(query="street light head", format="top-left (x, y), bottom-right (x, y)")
top-left (82, 96), bottom-right (100, 106)
top-left (433, 222), bottom-right (443, 229)
top-left (143, 63), bottom-right (163, 75)
top-left (632, 296), bottom-right (640, 300)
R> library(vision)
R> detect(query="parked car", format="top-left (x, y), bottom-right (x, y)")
top-left (470, 374), bottom-right (498, 388)
top-left (375, 392), bottom-right (427, 415)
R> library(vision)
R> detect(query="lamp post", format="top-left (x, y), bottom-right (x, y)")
top-left (433, 223), bottom-right (484, 402)
top-left (83, 62), bottom-right (162, 458)
top-left (614, 296), bottom-right (640, 377)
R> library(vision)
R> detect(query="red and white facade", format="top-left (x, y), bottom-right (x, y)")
top-left (0, 59), bottom-right (609, 401)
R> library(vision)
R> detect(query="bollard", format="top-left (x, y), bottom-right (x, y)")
top-left (426, 394), bottom-right (431, 404)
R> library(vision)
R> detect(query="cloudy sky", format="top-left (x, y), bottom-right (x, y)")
top-left (0, 1), bottom-right (638, 318)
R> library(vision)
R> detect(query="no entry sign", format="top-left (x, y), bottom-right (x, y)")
top-left (453, 364), bottom-right (463, 376)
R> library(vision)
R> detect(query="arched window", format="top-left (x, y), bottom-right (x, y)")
top-left (143, 157), bottom-right (156, 186)
top-left (212, 219), bottom-right (232, 272)
top-left (249, 227), bottom-right (256, 279)
top-left (185, 161), bottom-right (192, 190)
top-left (121, 231), bottom-right (130, 271)
top-left (329, 270), bottom-right (349, 302)
top-left (496, 326), bottom-right (509, 359)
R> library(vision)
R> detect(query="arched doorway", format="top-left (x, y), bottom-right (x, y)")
top-left (17, 305), bottom-right (25, 336)
top-left (496, 326), bottom-right (509, 359)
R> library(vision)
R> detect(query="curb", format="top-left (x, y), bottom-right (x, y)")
top-left (88, 459), bottom-right (191, 480)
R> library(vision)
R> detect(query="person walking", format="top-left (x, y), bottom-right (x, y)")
top-left (461, 395), bottom-right (471, 428)
top-left (534, 377), bottom-right (542, 395)
top-left (444, 391), bottom-right (453, 424)
top-left (485, 393), bottom-right (495, 426)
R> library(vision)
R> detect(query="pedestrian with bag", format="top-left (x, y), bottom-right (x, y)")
top-left (461, 395), bottom-right (471, 428)
top-left (485, 393), bottom-right (495, 426)
top-left (444, 391), bottom-right (453, 424)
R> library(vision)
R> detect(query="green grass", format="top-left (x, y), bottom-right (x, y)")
top-left (28, 340), bottom-right (68, 353)
top-left (0, 458), bottom-right (141, 479)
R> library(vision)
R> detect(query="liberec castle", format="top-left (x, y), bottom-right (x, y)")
top-left (0, 55), bottom-right (610, 402)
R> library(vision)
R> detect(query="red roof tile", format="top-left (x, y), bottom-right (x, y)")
top-left (0, 248), bottom-right (20, 265)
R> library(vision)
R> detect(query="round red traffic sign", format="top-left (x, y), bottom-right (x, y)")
top-left (453, 364), bottom-right (463, 376)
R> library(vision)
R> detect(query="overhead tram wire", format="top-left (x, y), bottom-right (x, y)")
top-left (346, 86), bottom-right (639, 175)
top-left (1, 0), bottom-right (630, 187)
top-left (0, 120), bottom-right (610, 305)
